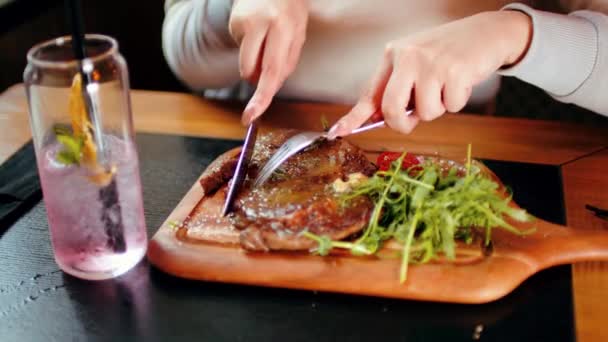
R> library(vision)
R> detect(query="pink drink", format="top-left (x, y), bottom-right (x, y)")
top-left (37, 135), bottom-right (147, 280)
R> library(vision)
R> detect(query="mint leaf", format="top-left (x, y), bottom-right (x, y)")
top-left (56, 134), bottom-right (81, 156)
top-left (56, 150), bottom-right (78, 165)
top-left (53, 125), bottom-right (72, 136)
top-left (54, 127), bottom-right (84, 166)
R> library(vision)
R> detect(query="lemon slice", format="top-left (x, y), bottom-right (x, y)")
top-left (68, 73), bottom-right (115, 186)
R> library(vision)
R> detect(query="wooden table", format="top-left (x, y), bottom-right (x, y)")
top-left (2, 84), bottom-right (607, 341)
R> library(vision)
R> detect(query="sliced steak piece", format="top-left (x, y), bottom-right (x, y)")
top-left (184, 147), bottom-right (244, 245)
top-left (232, 130), bottom-right (376, 251)
top-left (198, 147), bottom-right (241, 196)
top-left (182, 187), bottom-right (240, 245)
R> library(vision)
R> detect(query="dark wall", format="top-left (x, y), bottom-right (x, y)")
top-left (0, 0), bottom-right (186, 92)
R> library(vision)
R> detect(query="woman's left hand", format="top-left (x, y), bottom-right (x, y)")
top-left (328, 10), bottom-right (532, 137)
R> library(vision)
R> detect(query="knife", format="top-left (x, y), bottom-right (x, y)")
top-left (221, 120), bottom-right (259, 216)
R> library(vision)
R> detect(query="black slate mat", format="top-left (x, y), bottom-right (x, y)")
top-left (0, 141), bottom-right (41, 231)
top-left (0, 133), bottom-right (573, 342)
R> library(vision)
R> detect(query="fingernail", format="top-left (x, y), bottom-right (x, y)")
top-left (242, 100), bottom-right (257, 125)
top-left (241, 115), bottom-right (251, 126)
top-left (244, 98), bottom-right (257, 115)
top-left (326, 123), bottom-right (342, 140)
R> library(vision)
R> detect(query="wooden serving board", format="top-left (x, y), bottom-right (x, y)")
top-left (148, 152), bottom-right (608, 304)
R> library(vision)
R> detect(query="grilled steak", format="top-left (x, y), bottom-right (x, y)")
top-left (189, 129), bottom-right (376, 252)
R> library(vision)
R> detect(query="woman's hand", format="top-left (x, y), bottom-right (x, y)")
top-left (229, 0), bottom-right (309, 124)
top-left (328, 10), bottom-right (532, 138)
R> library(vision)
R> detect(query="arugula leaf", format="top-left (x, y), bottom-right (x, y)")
top-left (303, 146), bottom-right (535, 283)
top-left (320, 115), bottom-right (330, 132)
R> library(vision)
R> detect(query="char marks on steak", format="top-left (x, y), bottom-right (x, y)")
top-left (232, 130), bottom-right (376, 251)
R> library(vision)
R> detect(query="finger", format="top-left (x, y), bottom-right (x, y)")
top-left (285, 31), bottom-right (306, 76)
top-left (443, 78), bottom-right (471, 113)
top-left (391, 113), bottom-right (420, 135)
top-left (362, 50), bottom-right (394, 105)
top-left (239, 26), bottom-right (268, 80)
top-left (326, 101), bottom-right (377, 140)
top-left (253, 22), bottom-right (305, 85)
top-left (242, 25), bottom-right (292, 124)
top-left (414, 78), bottom-right (445, 122)
top-left (381, 66), bottom-right (416, 134)
top-left (246, 39), bottom-right (265, 84)
top-left (327, 52), bottom-right (393, 139)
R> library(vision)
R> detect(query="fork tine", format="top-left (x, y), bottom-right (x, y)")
top-left (253, 131), bottom-right (325, 187)
top-left (264, 144), bottom-right (292, 168)
top-left (253, 154), bottom-right (282, 185)
top-left (253, 143), bottom-right (300, 186)
top-left (272, 144), bottom-right (292, 161)
top-left (254, 151), bottom-right (288, 186)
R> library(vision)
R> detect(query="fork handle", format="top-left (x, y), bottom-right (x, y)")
top-left (349, 120), bottom-right (386, 135)
top-left (347, 109), bottom-right (414, 136)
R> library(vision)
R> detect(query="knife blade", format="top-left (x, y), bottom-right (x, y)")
top-left (221, 120), bottom-right (259, 216)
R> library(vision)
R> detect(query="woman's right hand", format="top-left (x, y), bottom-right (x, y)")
top-left (229, 0), bottom-right (309, 125)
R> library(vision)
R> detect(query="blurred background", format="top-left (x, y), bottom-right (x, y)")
top-left (1, 0), bottom-right (606, 125)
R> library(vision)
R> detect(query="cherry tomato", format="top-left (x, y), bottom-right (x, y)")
top-left (377, 152), bottom-right (420, 171)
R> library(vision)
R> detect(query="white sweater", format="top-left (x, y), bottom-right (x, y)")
top-left (162, 0), bottom-right (608, 116)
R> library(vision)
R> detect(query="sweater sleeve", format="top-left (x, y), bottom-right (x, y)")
top-left (162, 0), bottom-right (240, 91)
top-left (497, 3), bottom-right (608, 116)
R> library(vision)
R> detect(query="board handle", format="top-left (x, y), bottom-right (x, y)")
top-left (529, 220), bottom-right (608, 270)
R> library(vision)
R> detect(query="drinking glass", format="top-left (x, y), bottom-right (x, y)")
top-left (23, 34), bottom-right (147, 280)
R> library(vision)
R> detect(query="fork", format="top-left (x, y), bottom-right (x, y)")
top-left (252, 115), bottom-right (403, 188)
top-left (252, 121), bottom-right (385, 187)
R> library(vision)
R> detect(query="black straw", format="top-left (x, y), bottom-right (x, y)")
top-left (63, 0), bottom-right (127, 253)
top-left (64, 0), bottom-right (87, 60)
